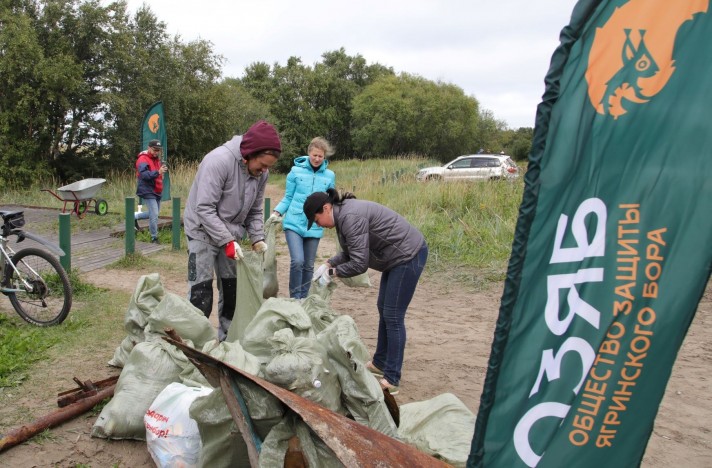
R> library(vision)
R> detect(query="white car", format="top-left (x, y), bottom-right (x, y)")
top-left (416, 154), bottom-right (520, 182)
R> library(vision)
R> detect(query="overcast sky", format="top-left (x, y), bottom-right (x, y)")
top-left (123, 0), bottom-right (578, 129)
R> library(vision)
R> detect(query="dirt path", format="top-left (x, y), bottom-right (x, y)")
top-left (0, 184), bottom-right (709, 466)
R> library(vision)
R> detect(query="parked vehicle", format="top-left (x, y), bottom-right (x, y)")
top-left (416, 154), bottom-right (519, 182)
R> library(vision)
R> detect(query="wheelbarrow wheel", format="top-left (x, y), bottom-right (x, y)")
top-left (74, 201), bottom-right (88, 219)
top-left (95, 198), bottom-right (108, 216)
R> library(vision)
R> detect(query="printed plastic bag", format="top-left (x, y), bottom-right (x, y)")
top-left (145, 382), bottom-right (213, 468)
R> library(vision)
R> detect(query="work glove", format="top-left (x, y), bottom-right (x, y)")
top-left (268, 212), bottom-right (283, 223)
top-left (312, 264), bottom-right (332, 285)
top-left (253, 240), bottom-right (268, 253)
top-left (224, 241), bottom-right (244, 260)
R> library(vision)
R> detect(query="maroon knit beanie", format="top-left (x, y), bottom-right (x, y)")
top-left (239, 120), bottom-right (282, 158)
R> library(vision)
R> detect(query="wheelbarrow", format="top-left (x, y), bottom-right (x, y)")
top-left (42, 178), bottom-right (109, 219)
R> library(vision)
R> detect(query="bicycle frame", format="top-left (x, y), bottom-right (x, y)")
top-left (0, 240), bottom-right (26, 293)
top-left (0, 228), bottom-right (65, 293)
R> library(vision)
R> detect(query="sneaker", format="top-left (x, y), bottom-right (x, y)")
top-left (134, 219), bottom-right (140, 231)
top-left (151, 238), bottom-right (159, 244)
top-left (366, 361), bottom-right (384, 377)
top-left (379, 378), bottom-right (399, 396)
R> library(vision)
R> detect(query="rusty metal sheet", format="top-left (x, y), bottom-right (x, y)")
top-left (166, 338), bottom-right (452, 468)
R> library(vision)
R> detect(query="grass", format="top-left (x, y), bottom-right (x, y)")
top-left (328, 157), bottom-right (524, 280)
top-left (0, 272), bottom-right (102, 388)
top-left (2, 157), bottom-right (525, 281)
top-left (0, 157), bottom-right (526, 390)
top-left (0, 313), bottom-right (57, 387)
top-left (0, 159), bottom-right (525, 461)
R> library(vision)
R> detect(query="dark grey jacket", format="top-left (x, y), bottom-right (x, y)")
top-left (183, 135), bottom-right (267, 247)
top-left (328, 199), bottom-right (425, 277)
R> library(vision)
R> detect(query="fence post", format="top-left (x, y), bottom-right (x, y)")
top-left (58, 213), bottom-right (71, 271)
top-left (172, 197), bottom-right (181, 251)
top-left (264, 198), bottom-right (271, 221)
top-left (125, 197), bottom-right (135, 255)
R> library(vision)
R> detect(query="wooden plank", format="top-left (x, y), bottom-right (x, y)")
top-left (1, 206), bottom-right (172, 273)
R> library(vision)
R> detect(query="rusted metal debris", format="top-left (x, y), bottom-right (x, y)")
top-left (56, 375), bottom-right (119, 407)
top-left (0, 383), bottom-right (115, 453)
top-left (284, 436), bottom-right (308, 468)
top-left (382, 387), bottom-right (400, 427)
top-left (165, 337), bottom-right (452, 468)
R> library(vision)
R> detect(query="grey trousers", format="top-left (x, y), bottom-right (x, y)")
top-left (187, 238), bottom-right (236, 341)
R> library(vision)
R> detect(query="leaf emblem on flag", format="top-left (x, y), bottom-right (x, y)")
top-left (148, 113), bottom-right (161, 133)
top-left (585, 0), bottom-right (708, 119)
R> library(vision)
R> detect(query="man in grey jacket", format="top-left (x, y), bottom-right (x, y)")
top-left (184, 120), bottom-right (281, 341)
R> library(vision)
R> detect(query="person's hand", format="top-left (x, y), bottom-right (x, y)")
top-left (253, 240), bottom-right (268, 253)
top-left (224, 241), bottom-right (244, 260)
top-left (312, 263), bottom-right (332, 284)
top-left (268, 212), bottom-right (282, 223)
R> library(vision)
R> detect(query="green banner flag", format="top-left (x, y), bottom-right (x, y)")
top-left (141, 101), bottom-right (171, 201)
top-left (470, 0), bottom-right (711, 466)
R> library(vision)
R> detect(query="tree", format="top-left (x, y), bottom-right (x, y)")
top-left (352, 74), bottom-right (481, 161)
top-left (500, 127), bottom-right (534, 161)
top-left (0, 0), bottom-right (232, 185)
top-left (0, 2), bottom-right (49, 186)
top-left (240, 48), bottom-right (393, 170)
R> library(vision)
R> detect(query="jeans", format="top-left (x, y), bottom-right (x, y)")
top-left (284, 229), bottom-right (320, 299)
top-left (135, 197), bottom-right (160, 240)
top-left (372, 242), bottom-right (428, 386)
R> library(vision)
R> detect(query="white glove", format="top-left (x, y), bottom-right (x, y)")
top-left (313, 264), bottom-right (329, 282)
top-left (253, 240), bottom-right (268, 253)
top-left (224, 241), bottom-right (244, 260)
top-left (268, 212), bottom-right (283, 223)
top-left (312, 264), bottom-right (333, 285)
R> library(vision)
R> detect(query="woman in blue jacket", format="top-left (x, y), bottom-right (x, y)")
top-left (271, 137), bottom-right (336, 299)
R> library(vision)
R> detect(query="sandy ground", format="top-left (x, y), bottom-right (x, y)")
top-left (0, 186), bottom-right (709, 466)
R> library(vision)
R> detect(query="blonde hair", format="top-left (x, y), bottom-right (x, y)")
top-left (307, 137), bottom-right (335, 158)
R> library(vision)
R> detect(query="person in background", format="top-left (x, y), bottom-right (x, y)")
top-left (183, 120), bottom-right (281, 341)
top-left (304, 188), bottom-right (428, 395)
top-left (134, 139), bottom-right (167, 244)
top-left (270, 137), bottom-right (336, 299)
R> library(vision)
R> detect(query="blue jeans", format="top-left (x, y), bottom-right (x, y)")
top-left (135, 197), bottom-right (160, 240)
top-left (284, 229), bottom-right (320, 299)
top-left (372, 242), bottom-right (428, 386)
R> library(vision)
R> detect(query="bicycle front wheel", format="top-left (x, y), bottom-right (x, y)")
top-left (6, 248), bottom-right (72, 326)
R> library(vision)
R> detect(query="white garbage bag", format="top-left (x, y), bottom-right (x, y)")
top-left (145, 382), bottom-right (213, 468)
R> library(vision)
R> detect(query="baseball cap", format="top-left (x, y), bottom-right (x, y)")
top-left (303, 191), bottom-right (330, 230)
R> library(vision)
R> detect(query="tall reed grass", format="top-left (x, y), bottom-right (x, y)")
top-left (2, 157), bottom-right (525, 284)
top-left (329, 157), bottom-right (524, 284)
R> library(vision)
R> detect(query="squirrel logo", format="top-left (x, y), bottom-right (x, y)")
top-left (585, 0), bottom-right (708, 119)
top-left (148, 113), bottom-right (161, 133)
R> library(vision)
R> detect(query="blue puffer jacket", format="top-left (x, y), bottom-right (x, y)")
top-left (274, 156), bottom-right (335, 238)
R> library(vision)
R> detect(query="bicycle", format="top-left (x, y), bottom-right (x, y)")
top-left (0, 210), bottom-right (72, 326)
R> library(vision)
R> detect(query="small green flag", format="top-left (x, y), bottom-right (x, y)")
top-left (470, 0), bottom-right (711, 466)
top-left (141, 101), bottom-right (171, 201)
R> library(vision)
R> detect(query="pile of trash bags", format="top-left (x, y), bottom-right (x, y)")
top-left (91, 219), bottom-right (475, 467)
